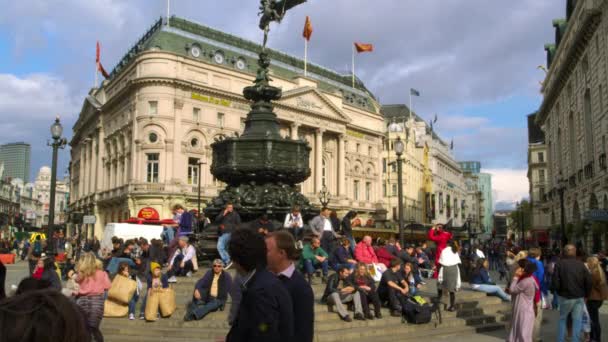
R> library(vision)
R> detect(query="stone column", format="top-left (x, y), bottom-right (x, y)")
top-left (315, 129), bottom-right (324, 194)
top-left (96, 129), bottom-right (105, 191)
top-left (338, 134), bottom-right (346, 197)
top-left (90, 137), bottom-right (98, 194)
top-left (290, 123), bottom-right (300, 140)
top-left (79, 146), bottom-right (85, 199)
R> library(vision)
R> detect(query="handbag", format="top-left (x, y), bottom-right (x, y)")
top-left (145, 290), bottom-right (161, 321)
top-left (158, 288), bottom-right (177, 317)
top-left (107, 275), bottom-right (137, 305)
top-left (104, 299), bottom-right (128, 318)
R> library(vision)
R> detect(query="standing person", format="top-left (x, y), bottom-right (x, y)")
top-left (166, 206), bottom-right (183, 261)
top-left (340, 211), bottom-right (357, 254)
top-left (527, 247), bottom-right (545, 342)
top-left (266, 231), bottom-right (314, 342)
top-left (215, 202), bottom-right (241, 269)
top-left (161, 225), bottom-right (175, 247)
top-left (310, 207), bottom-right (336, 254)
top-left (507, 259), bottom-right (538, 342)
top-left (75, 252), bottom-right (111, 342)
top-left (552, 244), bottom-right (592, 342)
top-left (226, 228), bottom-right (294, 342)
top-left (438, 240), bottom-right (461, 312)
top-left (351, 262), bottom-right (382, 319)
top-left (283, 206), bottom-right (304, 242)
top-left (184, 259), bottom-right (233, 321)
top-left (428, 224), bottom-right (453, 279)
top-left (586, 256), bottom-right (608, 342)
top-left (300, 237), bottom-right (329, 284)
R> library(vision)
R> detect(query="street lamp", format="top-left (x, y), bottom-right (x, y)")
top-left (394, 136), bottom-right (405, 247)
top-left (318, 184), bottom-right (331, 208)
top-left (556, 174), bottom-right (568, 247)
top-left (47, 116), bottom-right (68, 256)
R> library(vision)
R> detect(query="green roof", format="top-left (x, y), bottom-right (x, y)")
top-left (107, 16), bottom-right (377, 112)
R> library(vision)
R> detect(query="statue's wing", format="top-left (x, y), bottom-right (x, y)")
top-left (276, 0), bottom-right (307, 14)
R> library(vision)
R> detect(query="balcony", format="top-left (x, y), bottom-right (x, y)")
top-left (600, 153), bottom-right (607, 171)
top-left (584, 162), bottom-right (594, 180)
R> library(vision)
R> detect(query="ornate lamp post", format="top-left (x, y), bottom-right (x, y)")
top-left (394, 137), bottom-right (405, 247)
top-left (318, 184), bottom-right (331, 208)
top-left (47, 117), bottom-right (68, 256)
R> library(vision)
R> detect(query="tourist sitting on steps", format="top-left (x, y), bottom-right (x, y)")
top-left (299, 237), bottom-right (329, 284)
top-left (378, 258), bottom-right (409, 317)
top-left (167, 236), bottom-right (196, 283)
top-left (330, 238), bottom-right (357, 272)
top-left (321, 265), bottom-right (365, 322)
top-left (184, 259), bottom-right (233, 321)
top-left (470, 258), bottom-right (510, 301)
top-left (350, 262), bottom-right (382, 320)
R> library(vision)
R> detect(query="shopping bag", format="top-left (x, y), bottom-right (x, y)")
top-left (145, 290), bottom-right (161, 321)
top-left (103, 299), bottom-right (128, 318)
top-left (107, 275), bottom-right (137, 305)
top-left (158, 288), bottom-right (177, 317)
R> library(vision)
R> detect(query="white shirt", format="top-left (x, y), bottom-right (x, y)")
top-left (283, 213), bottom-right (304, 229)
top-left (323, 217), bottom-right (333, 231)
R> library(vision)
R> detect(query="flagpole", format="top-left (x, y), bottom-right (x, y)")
top-left (95, 62), bottom-right (98, 88)
top-left (304, 39), bottom-right (308, 77)
top-left (352, 44), bottom-right (355, 88)
top-left (409, 91), bottom-right (412, 121)
top-left (167, 0), bottom-right (171, 26)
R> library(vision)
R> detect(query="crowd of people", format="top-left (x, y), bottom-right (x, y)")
top-left (0, 203), bottom-right (607, 342)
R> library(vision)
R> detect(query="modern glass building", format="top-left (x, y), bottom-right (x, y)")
top-left (459, 161), bottom-right (493, 233)
top-left (0, 142), bottom-right (31, 182)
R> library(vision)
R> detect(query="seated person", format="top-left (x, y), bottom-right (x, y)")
top-left (415, 246), bottom-right (432, 275)
top-left (470, 258), bottom-right (510, 301)
top-left (140, 263), bottom-right (169, 320)
top-left (184, 259), bottom-right (233, 321)
top-left (32, 257), bottom-right (61, 291)
top-left (376, 239), bottom-right (397, 268)
top-left (401, 262), bottom-right (422, 296)
top-left (378, 258), bottom-right (409, 317)
top-left (299, 237), bottom-right (329, 284)
top-left (251, 214), bottom-right (275, 236)
top-left (350, 262), bottom-right (382, 319)
top-left (321, 266), bottom-right (365, 322)
top-left (167, 236), bottom-right (196, 283)
top-left (330, 238), bottom-right (357, 271)
top-left (398, 244), bottom-right (424, 284)
top-left (354, 236), bottom-right (387, 273)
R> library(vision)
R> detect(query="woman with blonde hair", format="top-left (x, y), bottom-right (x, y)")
top-left (586, 256), bottom-right (608, 342)
top-left (75, 252), bottom-right (111, 342)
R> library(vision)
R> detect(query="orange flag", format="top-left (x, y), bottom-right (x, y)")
top-left (96, 41), bottom-right (110, 79)
top-left (303, 16), bottom-right (313, 41)
top-left (354, 42), bottom-right (374, 53)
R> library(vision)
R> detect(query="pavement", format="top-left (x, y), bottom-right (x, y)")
top-left (3, 261), bottom-right (608, 341)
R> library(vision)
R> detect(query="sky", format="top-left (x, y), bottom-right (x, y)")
top-left (0, 0), bottom-right (566, 210)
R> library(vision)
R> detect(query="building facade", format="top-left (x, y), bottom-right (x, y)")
top-left (458, 161), bottom-right (493, 234)
top-left (527, 113), bottom-right (551, 245)
top-left (69, 17), bottom-right (385, 237)
top-left (535, 0), bottom-right (608, 251)
top-left (0, 142), bottom-right (31, 183)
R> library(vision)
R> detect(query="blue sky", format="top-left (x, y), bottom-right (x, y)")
top-left (0, 0), bottom-right (565, 208)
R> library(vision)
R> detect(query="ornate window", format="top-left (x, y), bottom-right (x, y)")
top-left (193, 107), bottom-right (200, 121)
top-left (148, 132), bottom-right (158, 144)
top-left (188, 158), bottom-right (199, 185)
top-left (146, 153), bottom-right (159, 183)
top-left (148, 101), bottom-right (158, 115)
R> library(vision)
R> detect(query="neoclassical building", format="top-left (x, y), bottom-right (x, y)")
top-left (69, 17), bottom-right (385, 237)
top-left (536, 0), bottom-right (608, 251)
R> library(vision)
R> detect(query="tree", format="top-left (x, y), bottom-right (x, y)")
top-left (510, 200), bottom-right (532, 238)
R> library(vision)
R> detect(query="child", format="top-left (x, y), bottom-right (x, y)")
top-left (140, 262), bottom-right (169, 320)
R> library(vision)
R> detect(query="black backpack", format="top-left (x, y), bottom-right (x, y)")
top-left (403, 298), bottom-right (432, 324)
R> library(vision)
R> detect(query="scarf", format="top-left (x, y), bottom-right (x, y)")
top-left (32, 267), bottom-right (44, 280)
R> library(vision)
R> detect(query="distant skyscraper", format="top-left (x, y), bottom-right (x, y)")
top-left (0, 142), bottom-right (31, 182)
top-left (459, 161), bottom-right (481, 174)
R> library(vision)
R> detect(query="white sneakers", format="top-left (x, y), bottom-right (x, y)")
top-left (168, 276), bottom-right (177, 283)
top-left (186, 271), bottom-right (193, 278)
top-left (129, 314), bottom-right (135, 320)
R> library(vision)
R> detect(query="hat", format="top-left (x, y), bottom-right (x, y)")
top-left (179, 236), bottom-right (189, 242)
top-left (150, 262), bottom-right (161, 272)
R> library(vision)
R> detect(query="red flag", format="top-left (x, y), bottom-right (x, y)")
top-left (303, 16), bottom-right (313, 41)
top-left (354, 42), bottom-right (374, 53)
top-left (96, 41), bottom-right (109, 79)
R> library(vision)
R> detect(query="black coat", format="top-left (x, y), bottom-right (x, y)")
top-left (340, 217), bottom-right (353, 237)
top-left (551, 257), bottom-right (592, 299)
top-left (227, 268), bottom-right (294, 342)
top-left (215, 211), bottom-right (242, 234)
top-left (321, 273), bottom-right (355, 303)
top-left (279, 270), bottom-right (314, 342)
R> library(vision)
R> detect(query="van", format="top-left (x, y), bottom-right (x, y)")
top-left (100, 223), bottom-right (164, 254)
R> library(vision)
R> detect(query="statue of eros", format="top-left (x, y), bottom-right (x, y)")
top-left (258, 0), bottom-right (307, 49)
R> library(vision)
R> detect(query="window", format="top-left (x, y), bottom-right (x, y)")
top-left (365, 182), bottom-right (371, 201)
top-left (356, 143), bottom-right (360, 153)
top-left (322, 159), bottom-right (327, 186)
top-left (368, 146), bottom-right (372, 155)
top-left (392, 184), bottom-right (397, 196)
top-left (148, 101), bottom-right (158, 115)
top-left (148, 132), bottom-right (158, 143)
top-left (539, 187), bottom-right (545, 201)
top-left (146, 153), bottom-right (159, 183)
top-left (190, 138), bottom-right (199, 148)
top-left (382, 158), bottom-right (387, 173)
top-left (383, 184), bottom-right (387, 197)
top-left (192, 107), bottom-right (200, 121)
top-left (391, 163), bottom-right (397, 172)
top-left (354, 180), bottom-right (360, 200)
top-left (538, 169), bottom-right (545, 183)
top-left (188, 158), bottom-right (199, 185)
top-left (217, 112), bottom-right (225, 127)
top-left (538, 152), bottom-right (544, 163)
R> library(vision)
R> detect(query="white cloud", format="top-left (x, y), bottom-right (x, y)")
top-left (0, 73), bottom-right (77, 119)
top-left (436, 114), bottom-right (490, 132)
top-left (483, 168), bottom-right (529, 208)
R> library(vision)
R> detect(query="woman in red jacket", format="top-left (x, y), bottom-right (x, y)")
top-left (428, 224), bottom-right (452, 279)
top-left (375, 239), bottom-right (397, 268)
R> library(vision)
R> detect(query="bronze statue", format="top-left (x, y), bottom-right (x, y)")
top-left (259, 0), bottom-right (307, 48)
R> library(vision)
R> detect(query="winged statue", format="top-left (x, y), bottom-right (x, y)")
top-left (259, 0), bottom-right (307, 48)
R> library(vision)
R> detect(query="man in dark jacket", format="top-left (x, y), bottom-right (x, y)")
top-left (266, 231), bottom-right (314, 342)
top-left (185, 259), bottom-right (233, 321)
top-left (215, 202), bottom-right (241, 269)
top-left (552, 244), bottom-right (592, 342)
top-left (227, 229), bottom-right (293, 342)
top-left (321, 266), bottom-right (364, 322)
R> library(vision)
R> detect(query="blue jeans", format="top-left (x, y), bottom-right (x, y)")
top-left (304, 259), bottom-right (328, 276)
top-left (191, 298), bottom-right (224, 320)
top-left (472, 284), bottom-right (510, 301)
top-left (346, 236), bottom-right (356, 255)
top-left (217, 233), bottom-right (231, 265)
top-left (128, 292), bottom-right (139, 315)
top-left (558, 296), bottom-right (584, 342)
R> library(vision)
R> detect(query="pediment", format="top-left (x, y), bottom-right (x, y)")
top-left (278, 87), bottom-right (351, 123)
